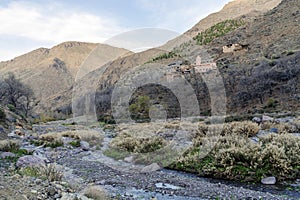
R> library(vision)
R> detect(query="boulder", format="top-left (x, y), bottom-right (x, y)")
top-left (250, 136), bottom-right (259, 143)
top-left (80, 141), bottom-right (90, 151)
top-left (262, 115), bottom-right (274, 122)
top-left (0, 126), bottom-right (5, 133)
top-left (16, 155), bottom-right (45, 168)
top-left (141, 163), bottom-right (161, 173)
top-left (269, 128), bottom-right (279, 133)
top-left (14, 129), bottom-right (25, 136)
top-left (275, 116), bottom-right (294, 123)
top-left (124, 156), bottom-right (134, 163)
top-left (256, 130), bottom-right (270, 137)
top-left (252, 117), bottom-right (261, 123)
top-left (261, 176), bottom-right (276, 185)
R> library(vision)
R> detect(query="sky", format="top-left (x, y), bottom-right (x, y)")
top-left (0, 0), bottom-right (231, 61)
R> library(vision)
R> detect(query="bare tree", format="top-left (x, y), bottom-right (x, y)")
top-left (0, 73), bottom-right (34, 117)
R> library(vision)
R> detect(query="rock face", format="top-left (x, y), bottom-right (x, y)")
top-left (261, 176), bottom-right (276, 185)
top-left (16, 155), bottom-right (45, 168)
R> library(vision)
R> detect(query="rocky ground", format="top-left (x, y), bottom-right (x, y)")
top-left (0, 116), bottom-right (300, 200)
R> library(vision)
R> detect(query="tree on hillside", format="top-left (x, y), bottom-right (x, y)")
top-left (0, 73), bottom-right (34, 117)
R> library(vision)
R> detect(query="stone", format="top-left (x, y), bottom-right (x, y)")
top-left (80, 141), bottom-right (90, 151)
top-left (14, 129), bottom-right (25, 136)
top-left (252, 117), bottom-right (261, 123)
top-left (275, 116), bottom-right (294, 123)
top-left (141, 163), bottom-right (161, 173)
top-left (31, 189), bottom-right (38, 194)
top-left (0, 126), bottom-right (5, 133)
top-left (261, 176), bottom-right (276, 185)
top-left (16, 155), bottom-right (45, 168)
top-left (124, 156), bottom-right (134, 163)
top-left (7, 132), bottom-right (20, 138)
top-left (262, 115), bottom-right (274, 122)
top-left (46, 186), bottom-right (57, 196)
top-left (250, 137), bottom-right (259, 143)
top-left (256, 130), bottom-right (270, 137)
top-left (269, 128), bottom-right (279, 133)
top-left (293, 133), bottom-right (300, 137)
top-left (0, 152), bottom-right (16, 159)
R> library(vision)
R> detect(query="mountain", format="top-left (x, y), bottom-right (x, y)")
top-left (0, 42), bottom-right (131, 113)
top-left (2, 0), bottom-right (298, 120)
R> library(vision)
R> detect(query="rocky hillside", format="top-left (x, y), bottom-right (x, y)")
top-left (87, 0), bottom-right (300, 118)
top-left (208, 0), bottom-right (300, 113)
top-left (0, 42), bottom-right (131, 113)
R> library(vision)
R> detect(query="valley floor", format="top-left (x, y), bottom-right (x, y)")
top-left (1, 121), bottom-right (299, 200)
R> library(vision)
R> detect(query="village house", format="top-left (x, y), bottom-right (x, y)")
top-left (194, 55), bottom-right (217, 73)
top-left (222, 43), bottom-right (248, 53)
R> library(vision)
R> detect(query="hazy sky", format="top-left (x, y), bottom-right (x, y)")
top-left (0, 0), bottom-right (230, 61)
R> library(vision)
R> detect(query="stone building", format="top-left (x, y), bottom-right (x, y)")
top-left (194, 55), bottom-right (217, 73)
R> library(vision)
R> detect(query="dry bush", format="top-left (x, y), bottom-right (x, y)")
top-left (75, 130), bottom-right (104, 147)
top-left (164, 121), bottom-right (180, 130)
top-left (190, 121), bottom-right (259, 140)
top-left (0, 139), bottom-right (20, 152)
top-left (110, 132), bottom-right (167, 154)
top-left (259, 133), bottom-right (300, 176)
top-left (172, 132), bottom-right (300, 181)
top-left (230, 121), bottom-right (260, 137)
top-left (292, 119), bottom-right (300, 132)
top-left (84, 185), bottom-right (109, 200)
top-left (39, 130), bottom-right (103, 147)
top-left (261, 122), bottom-right (297, 133)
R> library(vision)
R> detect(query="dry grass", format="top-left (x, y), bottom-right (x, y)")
top-left (19, 164), bottom-right (63, 182)
top-left (39, 130), bottom-right (104, 147)
top-left (0, 140), bottom-right (20, 152)
top-left (110, 132), bottom-right (167, 153)
top-left (83, 185), bottom-right (109, 200)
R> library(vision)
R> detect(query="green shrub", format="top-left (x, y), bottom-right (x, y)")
top-left (19, 164), bottom-right (63, 182)
top-left (150, 51), bottom-right (178, 62)
top-left (0, 107), bottom-right (5, 121)
top-left (7, 104), bottom-right (16, 112)
top-left (129, 95), bottom-right (151, 121)
top-left (266, 98), bottom-right (277, 108)
top-left (69, 140), bottom-right (81, 147)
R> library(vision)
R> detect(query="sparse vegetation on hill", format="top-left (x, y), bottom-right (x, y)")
top-left (193, 19), bottom-right (244, 45)
top-left (149, 51), bottom-right (179, 62)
